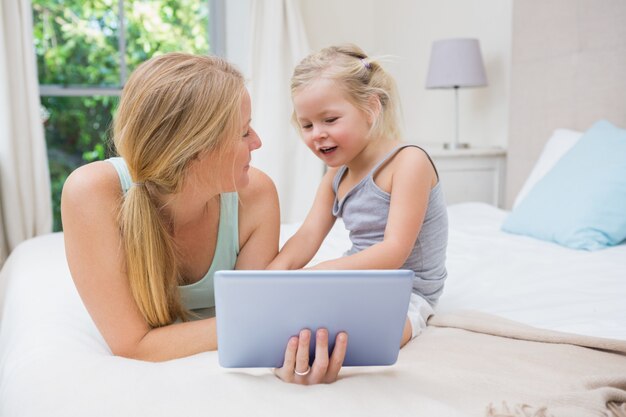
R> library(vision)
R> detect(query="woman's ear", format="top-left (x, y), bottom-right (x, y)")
top-left (366, 95), bottom-right (382, 125)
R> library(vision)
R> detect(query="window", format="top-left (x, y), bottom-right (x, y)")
top-left (33, 0), bottom-right (224, 231)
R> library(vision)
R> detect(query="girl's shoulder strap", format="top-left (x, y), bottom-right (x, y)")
top-left (371, 144), bottom-right (439, 180)
top-left (369, 144), bottom-right (414, 176)
top-left (332, 165), bottom-right (349, 194)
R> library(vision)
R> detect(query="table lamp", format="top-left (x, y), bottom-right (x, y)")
top-left (425, 38), bottom-right (487, 149)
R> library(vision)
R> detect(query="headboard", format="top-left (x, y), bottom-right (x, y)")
top-left (505, 0), bottom-right (626, 208)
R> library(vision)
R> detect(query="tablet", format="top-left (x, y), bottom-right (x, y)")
top-left (214, 270), bottom-right (413, 368)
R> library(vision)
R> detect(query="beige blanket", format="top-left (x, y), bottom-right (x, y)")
top-left (200, 311), bottom-right (626, 417)
top-left (420, 311), bottom-right (626, 417)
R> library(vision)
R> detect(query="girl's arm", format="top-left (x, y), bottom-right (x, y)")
top-left (267, 169), bottom-right (338, 270)
top-left (310, 148), bottom-right (437, 270)
top-left (236, 168), bottom-right (349, 383)
top-left (62, 162), bottom-right (218, 362)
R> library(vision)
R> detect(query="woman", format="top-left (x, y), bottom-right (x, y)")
top-left (62, 52), bottom-right (346, 384)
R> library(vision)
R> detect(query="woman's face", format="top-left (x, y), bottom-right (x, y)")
top-left (230, 90), bottom-right (262, 189)
top-left (187, 90), bottom-right (261, 195)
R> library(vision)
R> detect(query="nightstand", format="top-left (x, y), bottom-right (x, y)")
top-left (423, 146), bottom-right (507, 207)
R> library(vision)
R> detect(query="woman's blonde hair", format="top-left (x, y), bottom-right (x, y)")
top-left (113, 52), bottom-right (245, 327)
top-left (290, 44), bottom-right (402, 141)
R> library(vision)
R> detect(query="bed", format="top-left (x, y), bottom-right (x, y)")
top-left (1, 126), bottom-right (626, 417)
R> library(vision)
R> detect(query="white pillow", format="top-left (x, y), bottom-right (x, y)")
top-left (513, 128), bottom-right (583, 208)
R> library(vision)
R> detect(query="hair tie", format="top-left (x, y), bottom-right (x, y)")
top-left (360, 58), bottom-right (371, 70)
top-left (132, 182), bottom-right (145, 187)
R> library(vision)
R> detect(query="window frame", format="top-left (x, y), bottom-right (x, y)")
top-left (38, 0), bottom-right (225, 98)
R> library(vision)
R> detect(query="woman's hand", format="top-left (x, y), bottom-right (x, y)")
top-left (274, 328), bottom-right (347, 385)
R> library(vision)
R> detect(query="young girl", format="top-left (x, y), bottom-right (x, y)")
top-left (269, 44), bottom-right (448, 346)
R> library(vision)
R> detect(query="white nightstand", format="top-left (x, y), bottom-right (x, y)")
top-left (423, 146), bottom-right (507, 207)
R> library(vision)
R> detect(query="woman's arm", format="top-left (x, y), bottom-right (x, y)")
top-left (267, 169), bottom-right (337, 270)
top-left (62, 162), bottom-right (217, 362)
top-left (235, 167), bottom-right (280, 269)
top-left (310, 148), bottom-right (436, 271)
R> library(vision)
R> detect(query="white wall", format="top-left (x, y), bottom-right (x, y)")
top-left (228, 0), bottom-right (512, 149)
top-left (299, 0), bottom-right (512, 149)
top-left (505, 0), bottom-right (626, 207)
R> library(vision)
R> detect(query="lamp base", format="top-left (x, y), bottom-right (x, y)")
top-left (443, 142), bottom-right (470, 150)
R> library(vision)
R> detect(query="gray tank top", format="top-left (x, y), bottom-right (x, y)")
top-left (332, 144), bottom-right (448, 304)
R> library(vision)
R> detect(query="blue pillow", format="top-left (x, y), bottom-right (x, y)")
top-left (502, 120), bottom-right (626, 250)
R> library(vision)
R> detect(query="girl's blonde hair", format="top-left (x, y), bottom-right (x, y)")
top-left (113, 52), bottom-right (245, 327)
top-left (290, 44), bottom-right (402, 141)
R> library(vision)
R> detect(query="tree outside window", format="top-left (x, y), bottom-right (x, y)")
top-left (33, 0), bottom-right (220, 231)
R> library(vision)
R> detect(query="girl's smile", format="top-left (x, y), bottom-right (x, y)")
top-left (319, 146), bottom-right (338, 154)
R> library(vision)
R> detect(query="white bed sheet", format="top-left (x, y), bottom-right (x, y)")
top-left (441, 203), bottom-right (626, 340)
top-left (1, 202), bottom-right (625, 417)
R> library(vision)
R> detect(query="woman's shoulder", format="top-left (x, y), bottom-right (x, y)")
top-left (237, 167), bottom-right (277, 203)
top-left (62, 161), bottom-right (122, 217)
top-left (235, 167), bottom-right (280, 258)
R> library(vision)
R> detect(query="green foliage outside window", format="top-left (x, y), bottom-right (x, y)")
top-left (33, 0), bottom-right (211, 231)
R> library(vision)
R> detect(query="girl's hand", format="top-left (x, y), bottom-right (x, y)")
top-left (274, 328), bottom-right (347, 384)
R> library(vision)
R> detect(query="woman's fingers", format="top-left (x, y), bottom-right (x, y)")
top-left (324, 331), bottom-right (347, 383)
top-left (294, 329), bottom-right (311, 376)
top-left (275, 328), bottom-right (346, 385)
top-left (310, 328), bottom-right (330, 380)
top-left (282, 336), bottom-right (299, 372)
top-left (274, 335), bottom-right (299, 382)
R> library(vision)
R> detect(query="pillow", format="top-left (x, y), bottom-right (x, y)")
top-left (502, 120), bottom-right (626, 250)
top-left (513, 128), bottom-right (583, 208)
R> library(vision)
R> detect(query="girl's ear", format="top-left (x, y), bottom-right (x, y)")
top-left (366, 94), bottom-right (382, 125)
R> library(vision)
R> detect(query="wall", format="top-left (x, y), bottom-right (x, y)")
top-left (506, 0), bottom-right (626, 207)
top-left (299, 0), bottom-right (512, 149)
top-left (228, 0), bottom-right (512, 148)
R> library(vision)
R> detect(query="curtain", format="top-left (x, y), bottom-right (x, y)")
top-left (249, 0), bottom-right (323, 224)
top-left (0, 0), bottom-right (52, 265)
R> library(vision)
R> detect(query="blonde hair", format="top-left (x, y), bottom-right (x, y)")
top-left (290, 44), bottom-right (402, 141)
top-left (113, 52), bottom-right (245, 327)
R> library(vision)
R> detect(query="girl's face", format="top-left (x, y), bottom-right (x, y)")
top-left (292, 78), bottom-right (373, 167)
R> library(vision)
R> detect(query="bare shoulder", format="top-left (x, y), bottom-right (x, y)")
top-left (374, 145), bottom-right (437, 192)
top-left (237, 167), bottom-right (279, 231)
top-left (392, 146), bottom-right (437, 183)
top-left (61, 161), bottom-right (122, 225)
top-left (393, 145), bottom-right (433, 166)
top-left (236, 167), bottom-right (280, 262)
top-left (63, 161), bottom-right (121, 197)
top-left (237, 167), bottom-right (278, 205)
